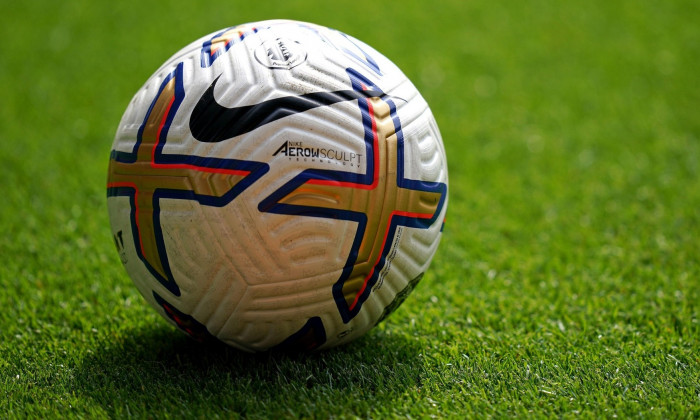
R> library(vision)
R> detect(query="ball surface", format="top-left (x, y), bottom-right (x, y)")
top-left (107, 20), bottom-right (448, 351)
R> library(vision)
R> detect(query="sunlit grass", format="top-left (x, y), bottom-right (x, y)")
top-left (1, 0), bottom-right (698, 417)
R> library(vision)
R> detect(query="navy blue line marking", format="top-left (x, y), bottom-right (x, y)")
top-left (272, 316), bottom-right (327, 351)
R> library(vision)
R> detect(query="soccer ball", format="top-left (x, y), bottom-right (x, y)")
top-left (107, 20), bottom-right (448, 352)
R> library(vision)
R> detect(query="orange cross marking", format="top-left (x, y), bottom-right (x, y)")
top-left (276, 96), bottom-right (443, 313)
top-left (208, 28), bottom-right (246, 57)
top-left (107, 72), bottom-right (260, 294)
top-left (201, 24), bottom-right (258, 67)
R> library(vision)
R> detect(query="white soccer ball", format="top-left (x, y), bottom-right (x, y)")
top-left (107, 19), bottom-right (448, 352)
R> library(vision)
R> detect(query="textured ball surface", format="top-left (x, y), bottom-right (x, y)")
top-left (107, 20), bottom-right (448, 352)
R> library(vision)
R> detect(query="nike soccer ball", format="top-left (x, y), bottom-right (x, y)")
top-left (107, 19), bottom-right (448, 352)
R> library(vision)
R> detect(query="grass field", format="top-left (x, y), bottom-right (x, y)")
top-left (1, 0), bottom-right (698, 417)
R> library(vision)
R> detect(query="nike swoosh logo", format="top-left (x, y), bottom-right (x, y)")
top-left (189, 75), bottom-right (385, 143)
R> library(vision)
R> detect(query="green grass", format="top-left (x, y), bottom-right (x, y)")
top-left (1, 0), bottom-right (698, 417)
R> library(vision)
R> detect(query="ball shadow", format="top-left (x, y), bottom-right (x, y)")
top-left (74, 323), bottom-right (425, 415)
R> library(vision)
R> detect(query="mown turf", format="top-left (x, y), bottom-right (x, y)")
top-left (1, 0), bottom-right (698, 418)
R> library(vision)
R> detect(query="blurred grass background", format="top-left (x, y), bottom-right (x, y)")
top-left (1, 0), bottom-right (698, 417)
